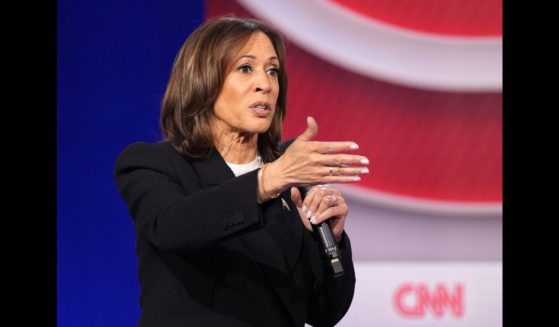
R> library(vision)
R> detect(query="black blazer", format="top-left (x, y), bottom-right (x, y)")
top-left (114, 141), bottom-right (356, 327)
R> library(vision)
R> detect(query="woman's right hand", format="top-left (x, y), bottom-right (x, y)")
top-left (261, 116), bottom-right (370, 197)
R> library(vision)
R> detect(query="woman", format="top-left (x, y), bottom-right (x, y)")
top-left (114, 16), bottom-right (369, 327)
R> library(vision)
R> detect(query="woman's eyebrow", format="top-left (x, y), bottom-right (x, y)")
top-left (236, 55), bottom-right (279, 62)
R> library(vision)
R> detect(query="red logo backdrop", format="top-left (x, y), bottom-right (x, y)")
top-left (206, 0), bottom-right (502, 205)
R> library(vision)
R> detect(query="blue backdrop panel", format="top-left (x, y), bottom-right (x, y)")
top-left (57, 1), bottom-right (205, 326)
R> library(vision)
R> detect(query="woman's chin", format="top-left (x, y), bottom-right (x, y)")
top-left (248, 122), bottom-right (273, 134)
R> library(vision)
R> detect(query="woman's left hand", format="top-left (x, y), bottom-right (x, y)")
top-left (290, 185), bottom-right (348, 244)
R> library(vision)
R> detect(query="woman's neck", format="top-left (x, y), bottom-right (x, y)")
top-left (213, 128), bottom-right (258, 164)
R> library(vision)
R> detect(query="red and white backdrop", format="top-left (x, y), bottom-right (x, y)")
top-left (207, 0), bottom-right (502, 325)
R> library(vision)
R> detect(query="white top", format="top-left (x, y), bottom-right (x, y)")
top-left (226, 156), bottom-right (263, 177)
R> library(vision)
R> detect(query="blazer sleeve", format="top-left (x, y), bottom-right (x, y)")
top-left (306, 231), bottom-right (356, 327)
top-left (114, 142), bottom-right (265, 252)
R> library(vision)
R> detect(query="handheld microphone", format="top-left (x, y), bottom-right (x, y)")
top-left (301, 186), bottom-right (345, 278)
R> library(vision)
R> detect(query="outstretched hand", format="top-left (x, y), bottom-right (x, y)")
top-left (262, 116), bottom-right (370, 196)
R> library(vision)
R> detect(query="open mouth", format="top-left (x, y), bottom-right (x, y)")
top-left (251, 103), bottom-right (270, 110)
top-left (250, 102), bottom-right (272, 117)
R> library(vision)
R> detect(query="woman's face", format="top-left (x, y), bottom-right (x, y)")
top-left (213, 32), bottom-right (280, 135)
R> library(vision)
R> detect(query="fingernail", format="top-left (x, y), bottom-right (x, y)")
top-left (353, 176), bottom-right (361, 181)
top-left (360, 158), bottom-right (369, 165)
top-left (310, 217), bottom-right (317, 224)
top-left (361, 168), bottom-right (369, 174)
top-left (302, 205), bottom-right (307, 213)
top-left (306, 211), bottom-right (313, 219)
top-left (349, 143), bottom-right (359, 150)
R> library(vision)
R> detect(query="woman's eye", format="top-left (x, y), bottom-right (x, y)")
top-left (239, 65), bottom-right (252, 74)
top-left (267, 68), bottom-right (279, 77)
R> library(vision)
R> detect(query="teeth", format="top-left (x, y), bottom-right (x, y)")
top-left (256, 105), bottom-right (267, 109)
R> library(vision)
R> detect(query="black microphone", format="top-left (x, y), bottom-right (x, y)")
top-left (301, 186), bottom-right (345, 278)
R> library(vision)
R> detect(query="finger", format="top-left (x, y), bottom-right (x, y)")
top-left (297, 116), bottom-right (318, 141)
top-left (324, 166), bottom-right (369, 177)
top-left (306, 188), bottom-right (338, 222)
top-left (312, 141), bottom-right (360, 154)
top-left (321, 175), bottom-right (362, 183)
top-left (301, 186), bottom-right (316, 213)
top-left (318, 154), bottom-right (370, 166)
top-left (295, 205), bottom-right (313, 232)
top-left (312, 195), bottom-right (336, 221)
top-left (313, 204), bottom-right (348, 224)
top-left (290, 187), bottom-right (303, 208)
top-left (303, 187), bottom-right (323, 221)
top-left (293, 199), bottom-right (313, 232)
top-left (303, 186), bottom-right (333, 221)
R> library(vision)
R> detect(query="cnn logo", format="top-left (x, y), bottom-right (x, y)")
top-left (393, 282), bottom-right (464, 319)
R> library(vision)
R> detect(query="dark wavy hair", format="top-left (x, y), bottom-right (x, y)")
top-left (160, 16), bottom-right (288, 162)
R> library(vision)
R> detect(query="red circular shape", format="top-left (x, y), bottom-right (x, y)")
top-left (206, 0), bottom-right (502, 203)
top-left (330, 0), bottom-right (502, 37)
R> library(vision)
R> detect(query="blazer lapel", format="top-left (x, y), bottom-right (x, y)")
top-left (190, 148), bottom-right (237, 186)
top-left (191, 148), bottom-right (305, 323)
top-left (191, 148), bottom-right (289, 275)
top-left (266, 193), bottom-right (304, 272)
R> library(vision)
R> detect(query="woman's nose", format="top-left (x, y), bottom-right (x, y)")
top-left (255, 71), bottom-right (272, 93)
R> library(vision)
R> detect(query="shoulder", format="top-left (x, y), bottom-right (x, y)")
top-left (116, 141), bottom-right (174, 163)
top-left (114, 141), bottom-right (185, 176)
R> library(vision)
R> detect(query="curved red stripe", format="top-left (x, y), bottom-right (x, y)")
top-left (206, 0), bottom-right (502, 203)
top-left (330, 0), bottom-right (502, 37)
